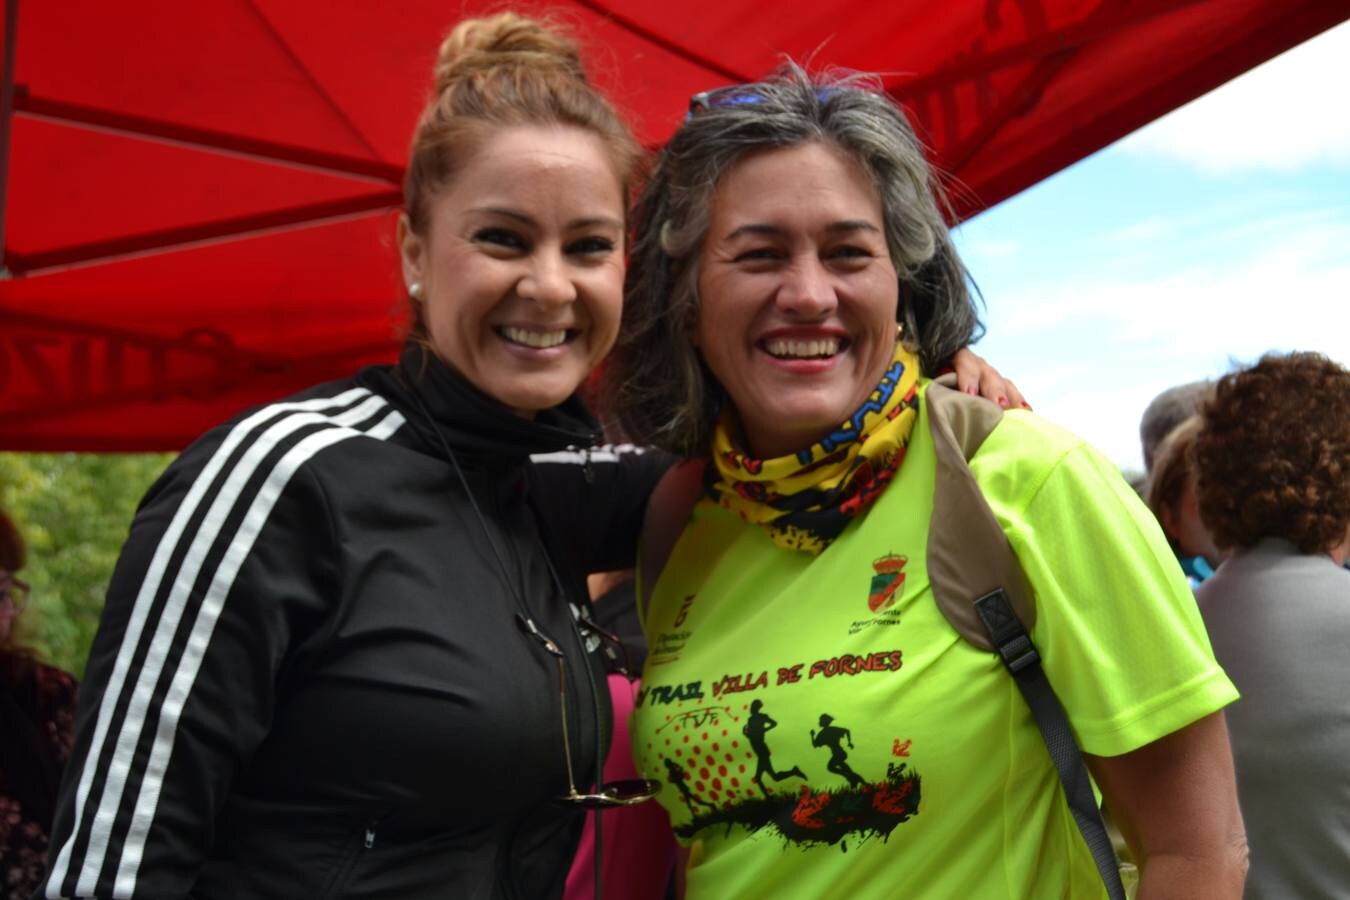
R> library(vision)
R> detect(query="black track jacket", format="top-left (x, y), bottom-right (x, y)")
top-left (40, 347), bottom-right (672, 899)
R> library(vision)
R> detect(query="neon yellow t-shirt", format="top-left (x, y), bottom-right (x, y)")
top-left (632, 386), bottom-right (1237, 899)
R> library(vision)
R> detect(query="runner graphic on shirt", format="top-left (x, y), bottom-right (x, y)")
top-left (810, 713), bottom-right (865, 788)
top-left (664, 757), bottom-right (716, 814)
top-left (642, 693), bottom-right (923, 847)
top-left (743, 699), bottom-right (807, 796)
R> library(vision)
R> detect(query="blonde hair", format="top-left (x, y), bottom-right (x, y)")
top-left (403, 13), bottom-right (641, 334)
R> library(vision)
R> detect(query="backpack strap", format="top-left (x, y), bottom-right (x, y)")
top-left (973, 591), bottom-right (1127, 900)
top-left (925, 375), bottom-right (1127, 900)
top-left (925, 375), bottom-right (1035, 648)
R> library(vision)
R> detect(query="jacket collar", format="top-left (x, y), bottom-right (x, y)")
top-left (359, 344), bottom-right (603, 462)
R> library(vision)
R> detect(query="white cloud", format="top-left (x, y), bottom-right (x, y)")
top-left (1119, 21), bottom-right (1350, 173)
top-left (975, 209), bottom-right (1350, 469)
top-left (995, 211), bottom-right (1350, 344)
top-left (1099, 215), bottom-right (1174, 245)
top-left (961, 236), bottom-right (1023, 259)
top-left (1096, 203), bottom-right (1340, 253)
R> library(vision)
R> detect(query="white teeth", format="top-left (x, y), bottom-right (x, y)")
top-left (501, 326), bottom-right (568, 349)
top-left (764, 337), bottom-right (841, 359)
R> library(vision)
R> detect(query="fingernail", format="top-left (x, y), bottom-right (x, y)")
top-left (997, 396), bottom-right (1008, 407)
top-left (966, 385), bottom-right (978, 395)
top-left (1021, 402), bottom-right (1033, 411)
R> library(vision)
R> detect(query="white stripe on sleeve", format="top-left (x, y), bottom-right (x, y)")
top-left (45, 388), bottom-right (396, 898)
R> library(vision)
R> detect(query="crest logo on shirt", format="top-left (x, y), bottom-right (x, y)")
top-left (649, 594), bottom-right (696, 667)
top-left (868, 553), bottom-right (907, 612)
top-left (673, 594), bottom-right (695, 627)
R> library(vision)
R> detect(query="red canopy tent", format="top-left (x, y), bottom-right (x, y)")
top-left (2, 0), bottom-right (1346, 451)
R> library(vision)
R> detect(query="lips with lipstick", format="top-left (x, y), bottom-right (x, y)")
top-left (761, 334), bottom-right (847, 360)
top-left (498, 325), bottom-right (573, 349)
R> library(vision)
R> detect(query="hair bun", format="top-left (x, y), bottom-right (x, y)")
top-left (434, 13), bottom-right (586, 94)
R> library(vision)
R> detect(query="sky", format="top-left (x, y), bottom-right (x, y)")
top-left (953, 20), bottom-right (1350, 474)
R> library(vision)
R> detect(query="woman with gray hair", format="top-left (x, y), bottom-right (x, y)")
top-left (614, 65), bottom-right (1247, 899)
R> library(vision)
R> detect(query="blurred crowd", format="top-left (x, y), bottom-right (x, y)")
top-left (1137, 352), bottom-right (1350, 899)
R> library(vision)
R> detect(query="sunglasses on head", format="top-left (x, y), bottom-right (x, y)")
top-left (687, 84), bottom-right (841, 119)
top-left (516, 614), bottom-right (661, 810)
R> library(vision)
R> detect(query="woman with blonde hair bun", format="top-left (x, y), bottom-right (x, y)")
top-left (41, 14), bottom-right (663, 899)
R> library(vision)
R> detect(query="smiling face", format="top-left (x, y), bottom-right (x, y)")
top-left (696, 142), bottom-right (900, 459)
top-left (398, 125), bottom-right (626, 417)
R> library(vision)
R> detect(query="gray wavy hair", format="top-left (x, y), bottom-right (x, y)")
top-left (606, 62), bottom-right (984, 456)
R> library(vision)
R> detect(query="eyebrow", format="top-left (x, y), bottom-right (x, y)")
top-left (723, 220), bottom-right (882, 241)
top-left (469, 206), bottom-right (623, 230)
top-left (825, 220), bottom-right (883, 236)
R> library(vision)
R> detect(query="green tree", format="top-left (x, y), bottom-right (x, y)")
top-left (0, 453), bottom-right (173, 676)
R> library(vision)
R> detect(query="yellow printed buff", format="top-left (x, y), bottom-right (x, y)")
top-left (707, 344), bottom-right (920, 554)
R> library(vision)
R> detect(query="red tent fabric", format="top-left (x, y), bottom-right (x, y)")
top-left (2, 0), bottom-right (1346, 450)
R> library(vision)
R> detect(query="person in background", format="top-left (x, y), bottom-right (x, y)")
top-left (613, 63), bottom-right (1246, 899)
top-left (1, 508), bottom-right (78, 900)
top-left (1192, 351), bottom-right (1350, 900)
top-left (1140, 379), bottom-right (1212, 474)
top-left (1146, 416), bottom-right (1225, 587)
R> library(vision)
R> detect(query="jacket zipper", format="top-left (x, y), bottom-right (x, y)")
top-left (321, 816), bottom-right (384, 900)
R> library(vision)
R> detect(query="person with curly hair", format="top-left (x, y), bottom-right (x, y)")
top-left (1193, 351), bottom-right (1350, 900)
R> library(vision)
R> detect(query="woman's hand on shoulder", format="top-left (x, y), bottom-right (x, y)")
top-left (950, 348), bottom-right (1029, 410)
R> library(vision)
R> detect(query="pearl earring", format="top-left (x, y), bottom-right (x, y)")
top-left (408, 282), bottom-right (423, 300)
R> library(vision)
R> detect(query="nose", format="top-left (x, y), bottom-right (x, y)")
top-left (776, 258), bottom-right (837, 318)
top-left (517, 249), bottom-right (577, 308)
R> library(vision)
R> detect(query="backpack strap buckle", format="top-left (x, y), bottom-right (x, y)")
top-left (973, 589), bottom-right (1041, 675)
